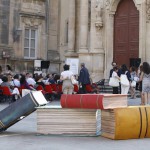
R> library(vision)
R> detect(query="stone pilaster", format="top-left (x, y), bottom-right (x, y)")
top-left (68, 0), bottom-right (75, 52)
top-left (66, 0), bottom-right (78, 57)
top-left (79, 0), bottom-right (89, 53)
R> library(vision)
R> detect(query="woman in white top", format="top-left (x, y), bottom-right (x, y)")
top-left (60, 64), bottom-right (74, 94)
top-left (111, 66), bottom-right (120, 94)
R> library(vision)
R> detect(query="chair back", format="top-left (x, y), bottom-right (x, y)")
top-left (36, 85), bottom-right (46, 94)
top-left (45, 85), bottom-right (53, 94)
top-left (50, 84), bottom-right (57, 92)
top-left (2, 86), bottom-right (12, 96)
top-left (86, 84), bottom-right (92, 93)
top-left (57, 84), bottom-right (62, 93)
top-left (74, 85), bottom-right (79, 93)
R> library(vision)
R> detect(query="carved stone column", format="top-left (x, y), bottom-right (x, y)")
top-left (79, 0), bottom-right (89, 53)
top-left (67, 0), bottom-right (76, 55)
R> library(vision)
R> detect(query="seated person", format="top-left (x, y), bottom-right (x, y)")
top-left (1, 76), bottom-right (20, 100)
top-left (10, 74), bottom-right (20, 87)
top-left (20, 75), bottom-right (36, 90)
top-left (26, 73), bottom-right (36, 87)
top-left (35, 75), bottom-right (45, 88)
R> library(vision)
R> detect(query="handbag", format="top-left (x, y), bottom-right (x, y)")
top-left (109, 77), bottom-right (119, 87)
top-left (133, 76), bottom-right (139, 82)
top-left (71, 76), bottom-right (78, 85)
top-left (131, 80), bottom-right (136, 87)
top-left (120, 73), bottom-right (129, 86)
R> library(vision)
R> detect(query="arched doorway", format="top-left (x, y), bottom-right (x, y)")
top-left (114, 0), bottom-right (139, 67)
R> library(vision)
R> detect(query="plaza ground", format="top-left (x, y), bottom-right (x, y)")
top-left (0, 98), bottom-right (149, 150)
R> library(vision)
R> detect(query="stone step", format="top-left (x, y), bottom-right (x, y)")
top-left (97, 79), bottom-right (141, 98)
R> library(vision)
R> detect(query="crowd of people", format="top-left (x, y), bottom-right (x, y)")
top-left (0, 61), bottom-right (149, 106)
top-left (0, 63), bottom-right (91, 103)
top-left (109, 61), bottom-right (150, 105)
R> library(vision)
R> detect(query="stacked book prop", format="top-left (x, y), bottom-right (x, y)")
top-left (37, 105), bottom-right (101, 136)
top-left (101, 106), bottom-right (150, 140)
top-left (36, 94), bottom-right (127, 136)
top-left (0, 91), bottom-right (48, 132)
top-left (61, 94), bottom-right (128, 109)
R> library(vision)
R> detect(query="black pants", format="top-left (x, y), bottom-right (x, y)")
top-left (113, 87), bottom-right (118, 94)
top-left (81, 84), bottom-right (87, 94)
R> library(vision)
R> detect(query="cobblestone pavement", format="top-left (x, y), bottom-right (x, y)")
top-left (0, 97), bottom-right (149, 150)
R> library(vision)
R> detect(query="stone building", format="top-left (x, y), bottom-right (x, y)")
top-left (0, 0), bottom-right (150, 82)
top-left (49, 0), bottom-right (150, 82)
top-left (0, 0), bottom-right (46, 73)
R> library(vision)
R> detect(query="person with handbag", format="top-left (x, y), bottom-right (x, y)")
top-left (129, 66), bottom-right (138, 99)
top-left (139, 62), bottom-right (150, 105)
top-left (109, 62), bottom-right (117, 78)
top-left (119, 64), bottom-right (131, 94)
top-left (109, 66), bottom-right (120, 94)
top-left (60, 64), bottom-right (74, 94)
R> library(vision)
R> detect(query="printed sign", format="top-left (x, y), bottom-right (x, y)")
top-left (66, 58), bottom-right (79, 75)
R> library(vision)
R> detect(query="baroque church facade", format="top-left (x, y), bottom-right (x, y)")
top-left (0, 0), bottom-right (150, 82)
top-left (52, 0), bottom-right (150, 81)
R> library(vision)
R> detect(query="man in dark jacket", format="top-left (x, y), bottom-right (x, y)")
top-left (78, 63), bottom-right (90, 94)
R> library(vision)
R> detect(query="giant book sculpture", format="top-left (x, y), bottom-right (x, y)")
top-left (61, 94), bottom-right (127, 109)
top-left (37, 105), bottom-right (101, 136)
top-left (0, 91), bottom-right (48, 132)
top-left (101, 106), bottom-right (150, 140)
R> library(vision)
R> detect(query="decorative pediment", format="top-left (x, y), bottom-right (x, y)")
top-left (21, 16), bottom-right (43, 27)
top-left (23, 0), bottom-right (45, 4)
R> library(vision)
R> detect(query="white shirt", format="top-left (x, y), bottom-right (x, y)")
top-left (112, 71), bottom-right (118, 78)
top-left (26, 77), bottom-right (36, 86)
top-left (10, 79), bottom-right (20, 87)
top-left (61, 70), bottom-right (73, 80)
top-left (0, 79), bottom-right (3, 85)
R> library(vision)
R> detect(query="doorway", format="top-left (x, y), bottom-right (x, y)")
top-left (114, 0), bottom-right (139, 67)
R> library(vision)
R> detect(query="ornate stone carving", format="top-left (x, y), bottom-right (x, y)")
top-left (105, 0), bottom-right (111, 9)
top-left (147, 0), bottom-right (150, 21)
top-left (95, 0), bottom-right (103, 30)
top-left (22, 17), bottom-right (43, 27)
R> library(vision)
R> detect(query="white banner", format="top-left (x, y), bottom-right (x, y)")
top-left (66, 58), bottom-right (79, 75)
top-left (34, 60), bottom-right (42, 67)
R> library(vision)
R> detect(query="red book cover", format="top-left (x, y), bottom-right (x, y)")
top-left (60, 94), bottom-right (104, 109)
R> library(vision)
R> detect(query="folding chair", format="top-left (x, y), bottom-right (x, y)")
top-left (74, 85), bottom-right (79, 93)
top-left (50, 84), bottom-right (58, 92)
top-left (2, 86), bottom-right (14, 103)
top-left (36, 85), bottom-right (46, 95)
top-left (86, 84), bottom-right (92, 93)
top-left (44, 85), bottom-right (57, 101)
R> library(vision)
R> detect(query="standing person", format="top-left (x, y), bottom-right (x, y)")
top-left (78, 63), bottom-right (91, 94)
top-left (139, 62), bottom-right (150, 105)
top-left (111, 66), bottom-right (120, 94)
top-left (138, 65), bottom-right (144, 105)
top-left (120, 64), bottom-right (131, 94)
top-left (60, 64), bottom-right (74, 94)
top-left (129, 66), bottom-right (138, 99)
top-left (109, 62), bottom-right (117, 78)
